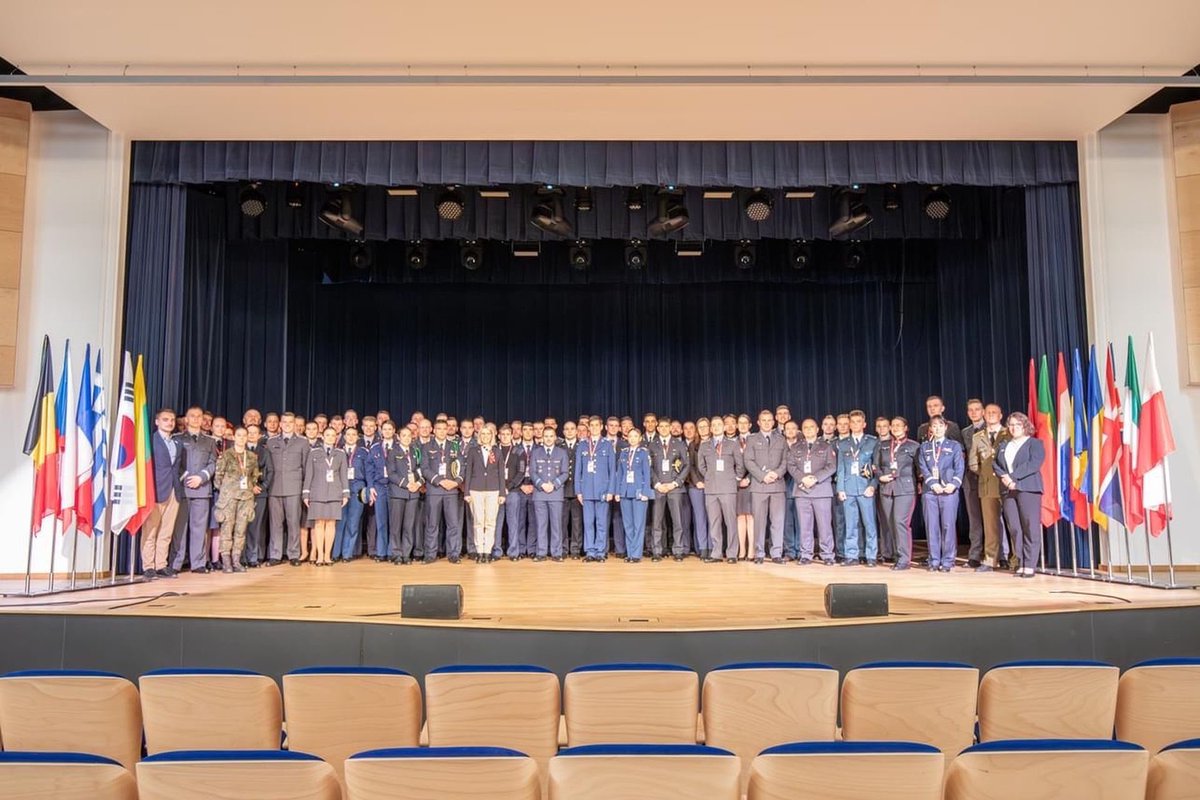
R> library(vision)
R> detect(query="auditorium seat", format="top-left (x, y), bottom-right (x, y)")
top-left (424, 665), bottom-right (559, 791)
top-left (839, 661), bottom-right (979, 755)
top-left (137, 750), bottom-right (340, 800)
top-left (943, 739), bottom-right (1148, 800)
top-left (0, 669), bottom-right (143, 769)
top-left (344, 746), bottom-right (540, 800)
top-left (139, 668), bottom-right (283, 755)
top-left (746, 741), bottom-right (945, 800)
top-left (282, 666), bottom-right (421, 788)
top-left (0, 752), bottom-right (137, 800)
top-left (548, 743), bottom-right (740, 800)
top-left (1116, 657), bottom-right (1200, 754)
top-left (701, 662), bottom-right (839, 793)
top-left (1147, 738), bottom-right (1200, 800)
top-left (564, 663), bottom-right (699, 746)
top-left (977, 660), bottom-right (1119, 741)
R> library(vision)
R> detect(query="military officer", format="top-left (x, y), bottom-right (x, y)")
top-left (387, 425), bottom-right (424, 564)
top-left (696, 414), bottom-right (746, 564)
top-left (265, 412), bottom-right (310, 566)
top-left (213, 426), bottom-right (260, 573)
top-left (648, 417), bottom-right (690, 561)
top-left (874, 416), bottom-right (920, 570)
top-left (560, 420), bottom-right (583, 558)
top-left (333, 426), bottom-right (369, 562)
top-left (530, 427), bottom-right (570, 561)
top-left (745, 409), bottom-right (787, 564)
top-left (419, 419), bottom-right (464, 563)
top-left (172, 406), bottom-right (218, 574)
top-left (576, 416), bottom-right (617, 562)
top-left (918, 415), bottom-right (965, 572)
top-left (787, 418), bottom-right (838, 565)
top-left (969, 403), bottom-right (1012, 571)
top-left (612, 428), bottom-right (653, 562)
top-left (835, 410), bottom-right (880, 567)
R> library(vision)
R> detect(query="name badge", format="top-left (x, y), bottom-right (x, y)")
top-left (325, 469), bottom-right (334, 483)
top-left (587, 461), bottom-right (596, 473)
top-left (626, 470), bottom-right (635, 484)
top-left (931, 467), bottom-right (940, 481)
top-left (803, 460), bottom-right (812, 473)
top-left (889, 461), bottom-right (897, 471)
top-left (661, 458), bottom-right (671, 472)
top-left (239, 476), bottom-right (248, 490)
top-left (438, 463), bottom-right (447, 477)
top-left (715, 460), bottom-right (725, 473)
top-left (347, 467), bottom-right (355, 480)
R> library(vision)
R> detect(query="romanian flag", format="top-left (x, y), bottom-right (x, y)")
top-left (1097, 343), bottom-right (1125, 527)
top-left (1056, 353), bottom-right (1073, 525)
top-left (1137, 334), bottom-right (1175, 536)
top-left (22, 336), bottom-right (59, 535)
top-left (1035, 355), bottom-right (1059, 526)
top-left (1121, 337), bottom-right (1145, 531)
top-left (1069, 349), bottom-right (1091, 531)
top-left (1086, 345), bottom-right (1105, 529)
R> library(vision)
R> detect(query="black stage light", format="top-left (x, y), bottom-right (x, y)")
top-left (285, 181), bottom-right (305, 210)
top-left (624, 239), bottom-right (647, 269)
top-left (829, 187), bottom-right (873, 238)
top-left (626, 187), bottom-right (644, 212)
top-left (844, 242), bottom-right (865, 270)
top-left (460, 239), bottom-right (484, 270)
top-left (575, 187), bottom-right (594, 213)
top-left (406, 241), bottom-right (427, 270)
top-left (744, 190), bottom-right (773, 222)
top-left (923, 186), bottom-right (951, 220)
top-left (239, 182), bottom-right (267, 217)
top-left (569, 240), bottom-right (592, 271)
top-left (530, 189), bottom-right (574, 237)
top-left (436, 187), bottom-right (466, 221)
top-left (317, 191), bottom-right (364, 237)
top-left (647, 190), bottom-right (689, 237)
top-left (735, 240), bottom-right (755, 270)
top-left (350, 242), bottom-right (373, 270)
top-left (883, 184), bottom-right (901, 212)
top-left (789, 239), bottom-right (812, 270)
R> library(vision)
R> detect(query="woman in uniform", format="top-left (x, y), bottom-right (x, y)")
top-left (612, 428), bottom-right (652, 562)
top-left (734, 413), bottom-right (754, 559)
top-left (303, 426), bottom-right (349, 566)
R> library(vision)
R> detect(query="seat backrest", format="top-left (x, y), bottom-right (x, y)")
top-left (345, 746), bottom-right (540, 800)
top-left (282, 666), bottom-right (421, 787)
top-left (747, 741), bottom-right (945, 800)
top-left (1116, 658), bottom-right (1200, 754)
top-left (702, 662), bottom-right (838, 794)
top-left (139, 669), bottom-right (283, 754)
top-left (944, 740), bottom-right (1149, 800)
top-left (136, 750), bottom-right (341, 800)
top-left (1147, 739), bottom-right (1200, 800)
top-left (978, 661), bottom-right (1119, 741)
top-left (0, 670), bottom-right (143, 769)
top-left (840, 662), bottom-right (979, 755)
top-left (564, 664), bottom-right (699, 746)
top-left (548, 744), bottom-right (740, 800)
top-left (0, 752), bottom-right (137, 800)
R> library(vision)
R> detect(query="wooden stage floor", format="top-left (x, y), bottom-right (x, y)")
top-left (3, 558), bottom-right (1200, 632)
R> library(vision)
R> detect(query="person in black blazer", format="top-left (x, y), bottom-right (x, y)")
top-left (992, 412), bottom-right (1046, 578)
top-left (874, 417), bottom-right (921, 571)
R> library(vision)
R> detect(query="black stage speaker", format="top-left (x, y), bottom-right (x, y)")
top-left (401, 584), bottom-right (463, 620)
top-left (823, 583), bottom-right (889, 618)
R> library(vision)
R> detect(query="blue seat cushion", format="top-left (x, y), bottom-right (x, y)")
top-left (557, 744), bottom-right (734, 757)
top-left (570, 663), bottom-right (691, 673)
top-left (962, 739), bottom-right (1144, 755)
top-left (711, 662), bottom-right (835, 672)
top-left (142, 750), bottom-right (320, 763)
top-left (350, 747), bottom-right (527, 759)
top-left (285, 666), bottom-right (411, 677)
top-left (760, 741), bottom-right (941, 756)
top-left (0, 751), bottom-right (123, 766)
top-left (429, 665), bottom-right (553, 674)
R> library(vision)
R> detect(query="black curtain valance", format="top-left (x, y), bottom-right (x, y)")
top-left (132, 140), bottom-right (1078, 189)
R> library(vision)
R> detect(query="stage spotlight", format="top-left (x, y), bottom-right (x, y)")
top-left (530, 188), bottom-right (574, 237)
top-left (626, 187), bottom-right (644, 212)
top-left (744, 190), bottom-right (773, 222)
top-left (844, 242), bottom-right (865, 270)
top-left (460, 240), bottom-right (484, 270)
top-left (829, 187), bottom-right (873, 239)
top-left (569, 240), bottom-right (592, 271)
top-left (285, 181), bottom-right (305, 210)
top-left (624, 239), bottom-right (647, 270)
top-left (575, 187), bottom-right (594, 213)
top-left (923, 186), bottom-right (951, 220)
top-left (406, 241), bottom-right (427, 270)
top-left (883, 184), bottom-right (901, 212)
top-left (317, 191), bottom-right (365, 237)
top-left (350, 242), bottom-right (373, 270)
top-left (436, 187), bottom-right (466, 221)
top-left (789, 239), bottom-right (812, 270)
top-left (647, 191), bottom-right (689, 237)
top-left (239, 182), bottom-right (267, 217)
top-left (735, 240), bottom-right (756, 270)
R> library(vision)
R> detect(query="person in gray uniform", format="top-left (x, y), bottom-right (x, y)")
top-left (302, 426), bottom-right (349, 566)
top-left (648, 417), bottom-right (690, 561)
top-left (745, 409), bottom-right (788, 564)
top-left (170, 406), bottom-right (218, 574)
top-left (874, 416), bottom-right (920, 570)
top-left (696, 414), bottom-right (745, 564)
top-left (265, 412), bottom-right (311, 566)
top-left (786, 418), bottom-right (838, 565)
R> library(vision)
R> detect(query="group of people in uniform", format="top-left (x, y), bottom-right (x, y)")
top-left (133, 396), bottom-right (1048, 580)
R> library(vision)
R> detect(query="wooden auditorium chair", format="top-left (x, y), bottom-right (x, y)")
top-left (0, 669), bottom-right (143, 769)
top-left (977, 660), bottom-right (1119, 741)
top-left (344, 746), bottom-right (540, 800)
top-left (0, 752), bottom-right (137, 800)
top-left (701, 661), bottom-right (838, 794)
top-left (944, 739), bottom-right (1148, 800)
top-left (1116, 657), bottom-right (1200, 754)
top-left (282, 666), bottom-right (421, 788)
top-left (564, 663), bottom-right (699, 746)
top-left (840, 661), bottom-right (979, 755)
top-left (746, 741), bottom-right (945, 800)
top-left (139, 668), bottom-right (283, 754)
top-left (548, 743), bottom-right (740, 800)
top-left (1147, 738), bottom-right (1200, 800)
top-left (136, 750), bottom-right (340, 800)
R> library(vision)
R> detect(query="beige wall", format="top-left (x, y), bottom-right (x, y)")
top-left (0, 98), bottom-right (30, 387)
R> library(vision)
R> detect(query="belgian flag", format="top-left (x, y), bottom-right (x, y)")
top-left (22, 335), bottom-right (59, 535)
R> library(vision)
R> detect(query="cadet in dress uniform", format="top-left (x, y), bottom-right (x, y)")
top-left (560, 421), bottom-right (583, 558)
top-left (462, 423), bottom-right (505, 563)
top-left (745, 410), bottom-right (788, 564)
top-left (835, 410), bottom-right (880, 566)
top-left (969, 404), bottom-right (1012, 571)
top-left (265, 412), bottom-right (310, 566)
top-left (874, 417), bottom-right (920, 570)
top-left (684, 419), bottom-right (709, 559)
top-left (786, 419), bottom-right (838, 565)
top-left (302, 427), bottom-right (349, 566)
top-left (366, 421), bottom-right (398, 561)
top-left (648, 418), bottom-right (690, 561)
top-left (960, 399), bottom-right (987, 568)
top-left (605, 417), bottom-right (627, 557)
top-left (734, 414), bottom-right (754, 558)
top-left (697, 415), bottom-right (746, 564)
top-left (386, 426), bottom-right (424, 563)
top-left (333, 427), bottom-right (369, 562)
top-left (776, 406), bottom-right (800, 561)
top-left (530, 427), bottom-right (570, 561)
top-left (518, 423), bottom-right (539, 556)
top-left (213, 426), bottom-right (260, 573)
top-left (613, 428), bottom-right (653, 562)
top-left (497, 426), bottom-right (526, 560)
top-left (873, 416), bottom-right (895, 563)
top-left (917, 415), bottom-right (965, 572)
top-left (576, 417), bottom-right (617, 562)
top-left (172, 406), bottom-right (218, 574)
top-left (419, 420), bottom-right (464, 563)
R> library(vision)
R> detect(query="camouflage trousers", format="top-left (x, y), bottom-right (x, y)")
top-left (216, 495), bottom-right (255, 558)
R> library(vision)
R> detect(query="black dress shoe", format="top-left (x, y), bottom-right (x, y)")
top-left (532, 556), bottom-right (546, 562)
top-left (838, 560), bottom-right (857, 567)
top-left (798, 558), bottom-right (813, 565)
top-left (771, 557), bottom-right (786, 564)
top-left (753, 557), bottom-right (764, 564)
top-left (159, 567), bottom-right (178, 578)
top-left (968, 559), bottom-right (982, 568)
top-left (267, 559), bottom-right (282, 567)
top-left (422, 557), bottom-right (436, 564)
top-left (289, 559), bottom-right (301, 566)
top-left (866, 560), bottom-right (877, 568)
top-left (552, 556), bottom-right (564, 562)
top-left (142, 570), bottom-right (158, 580)
top-left (652, 555), bottom-right (662, 562)
top-left (892, 562), bottom-right (910, 571)
top-left (674, 555), bottom-right (685, 562)
top-left (193, 565), bottom-right (210, 574)
top-left (449, 556), bottom-right (461, 564)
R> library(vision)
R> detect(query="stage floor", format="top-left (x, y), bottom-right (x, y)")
top-left (3, 558), bottom-right (1199, 632)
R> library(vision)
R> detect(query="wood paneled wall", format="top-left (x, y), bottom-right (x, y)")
top-left (1170, 100), bottom-right (1200, 384)
top-left (0, 98), bottom-right (30, 387)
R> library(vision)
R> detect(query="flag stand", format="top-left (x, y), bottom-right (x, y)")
top-left (90, 534), bottom-right (100, 588)
top-left (46, 517), bottom-right (58, 593)
top-left (69, 522), bottom-right (80, 590)
top-left (1161, 464), bottom-right (1177, 588)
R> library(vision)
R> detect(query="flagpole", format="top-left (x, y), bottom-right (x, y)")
top-left (46, 515), bottom-right (58, 593)
top-left (69, 520), bottom-right (80, 589)
top-left (1143, 523), bottom-right (1154, 585)
top-left (24, 512), bottom-right (36, 596)
top-left (1069, 524), bottom-right (1079, 575)
top-left (1105, 526), bottom-right (1114, 581)
top-left (1123, 520), bottom-right (1133, 582)
top-left (1161, 460), bottom-right (1177, 588)
top-left (90, 530), bottom-right (99, 588)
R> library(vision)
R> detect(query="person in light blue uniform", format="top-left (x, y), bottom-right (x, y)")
top-left (576, 416), bottom-right (617, 562)
top-left (333, 426), bottom-right (369, 562)
top-left (612, 428), bottom-right (653, 562)
top-left (366, 420), bottom-right (399, 561)
top-left (917, 415), bottom-right (965, 572)
top-left (530, 427), bottom-right (570, 561)
top-left (834, 410), bottom-right (880, 566)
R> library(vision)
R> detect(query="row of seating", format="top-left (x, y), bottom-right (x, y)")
top-left (3, 738), bottom-right (1198, 800)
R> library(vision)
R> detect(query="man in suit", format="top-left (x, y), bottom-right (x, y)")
top-left (530, 426), bottom-right (570, 561)
top-left (387, 425), bottom-right (424, 564)
top-left (835, 410), bottom-right (880, 567)
top-left (648, 417), bottom-right (690, 561)
top-left (697, 414), bottom-right (745, 564)
top-left (960, 398), bottom-right (987, 568)
top-left (576, 416), bottom-right (617, 562)
top-left (419, 419), bottom-right (464, 563)
top-left (745, 409), bottom-right (787, 564)
top-left (787, 418), bottom-right (838, 565)
top-left (560, 420), bottom-right (583, 558)
top-left (265, 412), bottom-right (310, 566)
top-left (498, 425), bottom-right (529, 560)
top-left (332, 426), bottom-right (368, 562)
top-left (243, 423), bottom-right (274, 567)
top-left (143, 408), bottom-right (183, 579)
top-left (367, 420), bottom-right (398, 561)
top-left (969, 403), bottom-right (1011, 572)
top-left (918, 415), bottom-right (965, 572)
top-left (874, 416), bottom-right (920, 570)
top-left (169, 406), bottom-right (218, 574)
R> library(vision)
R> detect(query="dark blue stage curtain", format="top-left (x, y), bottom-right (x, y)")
top-left (1026, 183), bottom-right (1088, 360)
top-left (132, 140), bottom-right (1077, 188)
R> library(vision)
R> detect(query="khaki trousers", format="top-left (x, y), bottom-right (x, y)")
top-left (469, 490), bottom-right (500, 554)
top-left (142, 493), bottom-right (179, 571)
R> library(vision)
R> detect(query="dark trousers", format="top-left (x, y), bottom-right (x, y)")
top-left (492, 501), bottom-right (507, 557)
top-left (705, 493), bottom-right (738, 559)
top-left (752, 491), bottom-right (786, 559)
top-left (782, 475), bottom-right (800, 558)
top-left (243, 495), bottom-right (268, 564)
top-left (388, 495), bottom-right (419, 559)
top-left (503, 491), bottom-right (530, 558)
top-left (963, 472), bottom-right (984, 562)
top-left (795, 495), bottom-right (835, 561)
top-left (373, 495), bottom-right (391, 559)
top-left (679, 494), bottom-right (693, 553)
top-left (923, 491), bottom-right (960, 568)
top-left (267, 495), bottom-right (302, 561)
top-left (362, 501), bottom-right (377, 557)
top-left (334, 493), bottom-right (364, 560)
top-left (170, 497), bottom-right (212, 571)
top-left (650, 491), bottom-right (685, 556)
top-left (563, 497), bottom-right (583, 555)
top-left (533, 498), bottom-right (564, 557)
top-left (610, 499), bottom-right (625, 555)
top-left (424, 493), bottom-right (462, 559)
top-left (1003, 490), bottom-right (1043, 570)
top-left (879, 493), bottom-right (916, 566)
top-left (688, 487), bottom-right (709, 555)
top-left (876, 496), bottom-right (894, 560)
top-left (523, 485), bottom-right (538, 554)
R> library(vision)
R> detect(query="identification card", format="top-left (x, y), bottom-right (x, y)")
top-left (438, 463), bottom-right (447, 477)
top-left (932, 467), bottom-right (940, 481)
top-left (587, 460), bottom-right (596, 473)
top-left (626, 470), bottom-right (635, 484)
top-left (715, 460), bottom-right (725, 473)
top-left (803, 460), bottom-right (812, 473)
top-left (661, 458), bottom-right (670, 472)
top-left (347, 467), bottom-right (356, 480)
top-left (325, 469), bottom-right (334, 483)
top-left (890, 460), bottom-right (897, 471)
top-left (239, 476), bottom-right (248, 490)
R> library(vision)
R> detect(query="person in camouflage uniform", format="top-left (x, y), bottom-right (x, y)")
top-left (214, 426), bottom-right (261, 573)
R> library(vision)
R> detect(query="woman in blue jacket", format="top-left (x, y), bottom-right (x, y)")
top-left (612, 428), bottom-right (653, 562)
top-left (992, 412), bottom-right (1046, 579)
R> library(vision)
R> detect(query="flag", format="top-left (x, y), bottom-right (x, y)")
top-left (73, 345), bottom-right (96, 536)
top-left (1035, 354), bottom-right (1059, 526)
top-left (1097, 343), bottom-right (1125, 527)
top-left (128, 355), bottom-right (156, 533)
top-left (1069, 348), bottom-right (1091, 531)
top-left (55, 340), bottom-right (77, 528)
top-left (91, 349), bottom-right (109, 537)
top-left (22, 335), bottom-right (59, 535)
top-left (1137, 333), bottom-right (1176, 536)
top-left (1121, 336), bottom-right (1145, 531)
top-left (1056, 352), bottom-right (1073, 525)
top-left (1086, 345), bottom-right (1105, 529)
top-left (1027, 358), bottom-right (1037, 421)
top-left (109, 352), bottom-right (139, 534)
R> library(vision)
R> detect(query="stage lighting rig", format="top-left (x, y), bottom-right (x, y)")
top-left (436, 187), bottom-right (466, 221)
top-left (625, 187), bottom-right (644, 211)
top-left (239, 182), bottom-right (267, 217)
top-left (883, 184), bottom-right (901, 212)
top-left (350, 242), bottom-right (373, 270)
top-left (844, 242), bottom-right (865, 270)
top-left (789, 239), bottom-right (812, 270)
top-left (624, 239), bottom-right (647, 269)
top-left (285, 181), bottom-right (305, 210)
top-left (317, 190), bottom-right (364, 237)
top-left (744, 190), bottom-right (773, 222)
top-left (647, 189), bottom-right (689, 237)
top-left (406, 241), bottom-right (427, 270)
top-left (530, 188), bottom-right (574, 237)
top-left (829, 187), bottom-right (873, 238)
top-left (569, 240), bottom-right (592, 271)
top-left (460, 240), bottom-right (484, 270)
top-left (575, 187), bottom-right (594, 213)
top-left (735, 240), bottom-right (756, 270)
top-left (923, 186), bottom-right (951, 220)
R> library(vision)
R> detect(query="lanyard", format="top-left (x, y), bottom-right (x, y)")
top-left (932, 439), bottom-right (944, 463)
top-left (627, 447), bottom-right (637, 471)
top-left (236, 450), bottom-right (247, 475)
top-left (716, 439), bottom-right (723, 457)
top-left (588, 438), bottom-right (598, 461)
top-left (890, 438), bottom-right (905, 461)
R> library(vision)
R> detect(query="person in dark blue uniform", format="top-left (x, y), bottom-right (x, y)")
top-left (332, 426), bottom-right (369, 562)
top-left (576, 416), bottom-right (617, 562)
top-left (418, 419), bottom-right (464, 564)
top-left (530, 427), bottom-right (570, 561)
top-left (613, 428), bottom-right (653, 562)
